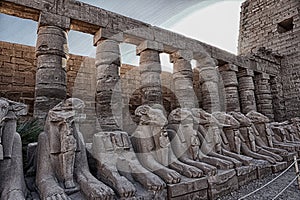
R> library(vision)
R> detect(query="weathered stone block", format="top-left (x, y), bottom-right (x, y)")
top-left (39, 11), bottom-right (71, 29)
top-left (207, 169), bottom-right (238, 200)
top-left (136, 40), bottom-right (164, 55)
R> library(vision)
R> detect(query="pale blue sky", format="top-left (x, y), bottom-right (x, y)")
top-left (0, 0), bottom-right (245, 70)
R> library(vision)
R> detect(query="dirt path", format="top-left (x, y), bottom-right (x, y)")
top-left (219, 166), bottom-right (300, 200)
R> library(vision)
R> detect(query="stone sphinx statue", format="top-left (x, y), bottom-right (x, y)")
top-left (269, 121), bottom-right (300, 151)
top-left (192, 108), bottom-right (252, 168)
top-left (92, 130), bottom-right (166, 198)
top-left (131, 104), bottom-right (202, 184)
top-left (246, 111), bottom-right (296, 154)
top-left (36, 98), bottom-right (114, 200)
top-left (0, 98), bottom-right (27, 200)
top-left (212, 111), bottom-right (276, 165)
top-left (167, 108), bottom-right (217, 176)
top-left (229, 111), bottom-right (284, 162)
top-left (286, 118), bottom-right (300, 142)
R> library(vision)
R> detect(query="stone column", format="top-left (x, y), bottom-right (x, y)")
top-left (34, 12), bottom-right (70, 121)
top-left (219, 64), bottom-right (240, 112)
top-left (254, 73), bottom-right (274, 121)
top-left (195, 52), bottom-right (220, 113)
top-left (237, 68), bottom-right (257, 114)
top-left (94, 31), bottom-right (123, 131)
top-left (170, 50), bottom-right (197, 109)
top-left (270, 76), bottom-right (286, 121)
top-left (136, 41), bottom-right (164, 105)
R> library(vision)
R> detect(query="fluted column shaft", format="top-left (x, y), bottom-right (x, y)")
top-left (34, 13), bottom-right (70, 121)
top-left (95, 39), bottom-right (123, 131)
top-left (238, 68), bottom-right (257, 114)
top-left (170, 50), bottom-right (196, 109)
top-left (254, 73), bottom-right (274, 121)
top-left (137, 41), bottom-right (163, 105)
top-left (219, 64), bottom-right (240, 112)
top-left (195, 52), bottom-right (220, 113)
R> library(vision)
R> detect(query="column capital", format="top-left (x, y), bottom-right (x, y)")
top-left (93, 28), bottom-right (124, 46)
top-left (170, 50), bottom-right (193, 63)
top-left (38, 12), bottom-right (70, 30)
top-left (238, 68), bottom-right (254, 77)
top-left (255, 72), bottom-right (270, 80)
top-left (218, 63), bottom-right (238, 72)
top-left (136, 40), bottom-right (163, 55)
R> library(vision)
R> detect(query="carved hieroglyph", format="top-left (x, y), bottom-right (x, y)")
top-left (36, 98), bottom-right (114, 200)
top-left (0, 98), bottom-right (27, 200)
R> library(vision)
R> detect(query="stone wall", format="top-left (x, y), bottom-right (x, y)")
top-left (0, 41), bottom-right (36, 115)
top-left (0, 41), bottom-right (178, 140)
top-left (238, 0), bottom-right (300, 120)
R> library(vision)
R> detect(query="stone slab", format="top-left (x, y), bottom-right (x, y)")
top-left (167, 176), bottom-right (208, 199)
top-left (236, 165), bottom-right (257, 187)
top-left (256, 165), bottom-right (273, 179)
top-left (207, 169), bottom-right (238, 200)
top-left (272, 162), bottom-right (287, 173)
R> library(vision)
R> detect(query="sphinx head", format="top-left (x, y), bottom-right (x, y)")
top-left (135, 104), bottom-right (167, 127)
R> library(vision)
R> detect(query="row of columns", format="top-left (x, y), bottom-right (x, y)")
top-left (33, 12), bottom-right (275, 124)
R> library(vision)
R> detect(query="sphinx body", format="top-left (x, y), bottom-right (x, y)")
top-left (191, 108), bottom-right (253, 167)
top-left (246, 111), bottom-right (297, 155)
top-left (92, 130), bottom-right (166, 198)
top-left (167, 108), bottom-right (217, 176)
top-left (131, 104), bottom-right (203, 184)
top-left (36, 98), bottom-right (114, 200)
top-left (0, 98), bottom-right (27, 200)
top-left (229, 111), bottom-right (284, 162)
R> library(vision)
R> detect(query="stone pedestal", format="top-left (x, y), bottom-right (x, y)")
top-left (137, 41), bottom-right (163, 105)
top-left (167, 177), bottom-right (208, 200)
top-left (170, 50), bottom-right (197, 109)
top-left (207, 169), bottom-right (238, 200)
top-left (95, 39), bottom-right (123, 131)
top-left (34, 21), bottom-right (69, 120)
top-left (236, 165), bottom-right (257, 187)
top-left (254, 73), bottom-right (274, 121)
top-left (219, 64), bottom-right (240, 112)
top-left (256, 164), bottom-right (273, 179)
top-left (272, 162), bottom-right (287, 173)
top-left (238, 68), bottom-right (257, 114)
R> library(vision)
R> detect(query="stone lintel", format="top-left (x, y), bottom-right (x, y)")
top-left (136, 40), bottom-right (164, 55)
top-left (170, 50), bottom-right (193, 63)
top-left (218, 63), bottom-right (238, 72)
top-left (255, 72), bottom-right (270, 80)
top-left (38, 11), bottom-right (70, 30)
top-left (238, 68), bottom-right (254, 77)
top-left (93, 28), bottom-right (124, 46)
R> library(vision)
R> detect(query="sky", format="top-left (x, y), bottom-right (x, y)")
top-left (0, 0), bottom-right (245, 70)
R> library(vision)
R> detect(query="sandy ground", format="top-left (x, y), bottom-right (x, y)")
top-left (219, 167), bottom-right (300, 200)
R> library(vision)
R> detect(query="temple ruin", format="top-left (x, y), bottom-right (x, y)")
top-left (0, 0), bottom-right (299, 199)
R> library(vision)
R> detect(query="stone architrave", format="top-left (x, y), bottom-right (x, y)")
top-left (170, 50), bottom-right (197, 109)
top-left (36, 98), bottom-right (115, 200)
top-left (195, 52), bottom-right (221, 113)
top-left (136, 40), bottom-right (164, 105)
top-left (219, 64), bottom-right (240, 112)
top-left (95, 38), bottom-right (123, 131)
top-left (0, 98), bottom-right (27, 200)
top-left (254, 73), bottom-right (274, 121)
top-left (237, 68), bottom-right (257, 114)
top-left (34, 13), bottom-right (70, 121)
